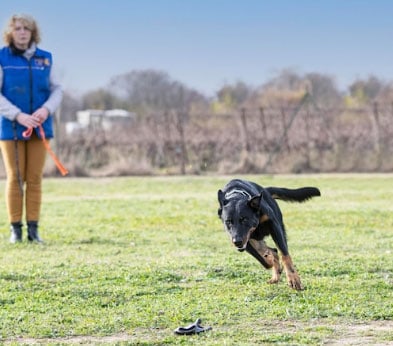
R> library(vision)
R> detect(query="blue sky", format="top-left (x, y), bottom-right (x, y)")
top-left (1, 0), bottom-right (393, 96)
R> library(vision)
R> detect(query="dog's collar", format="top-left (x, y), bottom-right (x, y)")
top-left (225, 189), bottom-right (252, 200)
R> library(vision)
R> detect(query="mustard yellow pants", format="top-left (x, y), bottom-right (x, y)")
top-left (0, 132), bottom-right (47, 223)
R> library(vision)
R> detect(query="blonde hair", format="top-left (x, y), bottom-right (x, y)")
top-left (3, 14), bottom-right (41, 46)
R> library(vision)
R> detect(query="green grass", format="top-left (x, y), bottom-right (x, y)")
top-left (0, 174), bottom-right (392, 345)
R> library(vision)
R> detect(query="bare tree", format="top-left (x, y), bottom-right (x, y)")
top-left (305, 72), bottom-right (342, 107)
top-left (82, 88), bottom-right (125, 110)
top-left (59, 91), bottom-right (82, 122)
top-left (349, 76), bottom-right (385, 104)
top-left (108, 69), bottom-right (207, 117)
top-left (216, 81), bottom-right (254, 109)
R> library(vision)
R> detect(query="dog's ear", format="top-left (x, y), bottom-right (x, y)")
top-left (249, 192), bottom-right (275, 220)
top-left (218, 190), bottom-right (227, 218)
top-left (248, 194), bottom-right (262, 211)
top-left (217, 189), bottom-right (226, 206)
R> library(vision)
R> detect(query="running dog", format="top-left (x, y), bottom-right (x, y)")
top-left (217, 179), bottom-right (320, 290)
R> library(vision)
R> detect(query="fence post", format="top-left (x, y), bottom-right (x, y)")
top-left (240, 107), bottom-right (251, 153)
top-left (176, 111), bottom-right (187, 175)
top-left (280, 107), bottom-right (290, 151)
top-left (259, 107), bottom-right (267, 149)
top-left (372, 101), bottom-right (382, 170)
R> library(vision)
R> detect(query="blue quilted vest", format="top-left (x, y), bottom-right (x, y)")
top-left (0, 46), bottom-right (54, 140)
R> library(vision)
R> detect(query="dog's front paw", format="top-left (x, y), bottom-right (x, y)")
top-left (286, 273), bottom-right (303, 291)
top-left (282, 255), bottom-right (303, 290)
top-left (268, 277), bottom-right (280, 284)
top-left (267, 266), bottom-right (281, 284)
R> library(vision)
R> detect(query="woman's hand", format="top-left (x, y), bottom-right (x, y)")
top-left (16, 108), bottom-right (49, 128)
top-left (32, 107), bottom-right (49, 123)
top-left (15, 112), bottom-right (42, 128)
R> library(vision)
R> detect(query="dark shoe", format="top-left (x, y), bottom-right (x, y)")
top-left (27, 221), bottom-right (43, 243)
top-left (10, 222), bottom-right (23, 243)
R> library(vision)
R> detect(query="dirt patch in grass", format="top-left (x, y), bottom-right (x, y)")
top-left (323, 321), bottom-right (393, 345)
top-left (4, 320), bottom-right (393, 345)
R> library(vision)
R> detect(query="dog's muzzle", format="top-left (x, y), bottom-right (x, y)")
top-left (231, 227), bottom-right (256, 251)
top-left (234, 241), bottom-right (247, 251)
top-left (232, 237), bottom-right (244, 249)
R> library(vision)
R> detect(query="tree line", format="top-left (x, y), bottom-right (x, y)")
top-left (5, 68), bottom-right (392, 177)
top-left (62, 68), bottom-right (393, 122)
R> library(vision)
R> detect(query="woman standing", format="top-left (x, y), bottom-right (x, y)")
top-left (0, 14), bottom-right (63, 243)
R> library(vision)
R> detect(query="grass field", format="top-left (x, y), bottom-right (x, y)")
top-left (0, 174), bottom-right (392, 345)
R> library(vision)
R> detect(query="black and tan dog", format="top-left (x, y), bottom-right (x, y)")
top-left (218, 179), bottom-right (320, 290)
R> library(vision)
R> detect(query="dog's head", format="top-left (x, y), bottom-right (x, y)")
top-left (218, 190), bottom-right (262, 251)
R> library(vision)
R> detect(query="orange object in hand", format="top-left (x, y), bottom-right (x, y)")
top-left (23, 126), bottom-right (68, 176)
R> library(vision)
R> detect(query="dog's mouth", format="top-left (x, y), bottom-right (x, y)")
top-left (232, 228), bottom-right (255, 251)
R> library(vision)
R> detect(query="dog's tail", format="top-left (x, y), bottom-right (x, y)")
top-left (267, 187), bottom-right (321, 202)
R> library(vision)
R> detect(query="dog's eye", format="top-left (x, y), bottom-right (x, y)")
top-left (239, 217), bottom-right (248, 224)
top-left (225, 219), bottom-right (232, 227)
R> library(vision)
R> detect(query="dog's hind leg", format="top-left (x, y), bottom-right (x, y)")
top-left (247, 239), bottom-right (282, 284)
